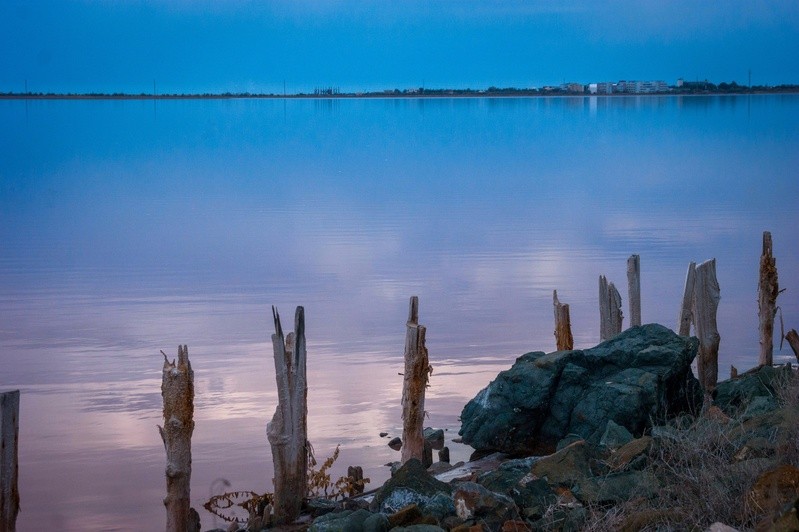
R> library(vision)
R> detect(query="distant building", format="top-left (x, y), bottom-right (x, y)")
top-left (596, 82), bottom-right (614, 94)
top-left (563, 82), bottom-right (585, 93)
top-left (588, 83), bottom-right (598, 94)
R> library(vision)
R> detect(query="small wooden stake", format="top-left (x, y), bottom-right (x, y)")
top-left (1, 390), bottom-right (20, 532)
top-left (553, 290), bottom-right (574, 350)
top-left (693, 259), bottom-right (721, 396)
top-left (758, 231), bottom-right (779, 366)
top-left (599, 275), bottom-right (623, 341)
top-left (786, 329), bottom-right (799, 364)
top-left (267, 306), bottom-right (308, 525)
top-left (158, 346), bottom-right (196, 532)
top-left (401, 296), bottom-right (431, 465)
top-left (678, 262), bottom-right (697, 336)
top-left (627, 254), bottom-right (641, 327)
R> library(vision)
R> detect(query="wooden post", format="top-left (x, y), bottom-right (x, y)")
top-left (401, 296), bottom-right (431, 465)
top-left (693, 259), bottom-right (721, 396)
top-left (553, 290), bottom-right (574, 350)
top-left (678, 262), bottom-right (697, 336)
top-left (786, 329), bottom-right (799, 364)
top-left (158, 346), bottom-right (196, 532)
top-left (627, 254), bottom-right (641, 327)
top-left (758, 231), bottom-right (779, 366)
top-left (267, 306), bottom-right (308, 525)
top-left (1, 390), bottom-right (20, 532)
top-left (599, 275), bottom-right (623, 341)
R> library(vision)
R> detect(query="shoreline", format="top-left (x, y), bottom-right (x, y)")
top-left (2, 89), bottom-right (799, 101)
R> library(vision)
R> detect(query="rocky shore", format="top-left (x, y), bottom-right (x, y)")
top-left (214, 325), bottom-right (799, 532)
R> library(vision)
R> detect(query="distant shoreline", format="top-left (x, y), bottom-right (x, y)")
top-left (2, 88), bottom-right (799, 101)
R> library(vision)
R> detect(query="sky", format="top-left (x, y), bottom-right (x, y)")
top-left (1, 0), bottom-right (798, 94)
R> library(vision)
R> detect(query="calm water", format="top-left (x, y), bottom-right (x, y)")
top-left (1, 94), bottom-right (798, 530)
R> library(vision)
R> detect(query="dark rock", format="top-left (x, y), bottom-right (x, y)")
top-left (555, 434), bottom-right (583, 451)
top-left (438, 446), bottom-right (450, 463)
top-left (714, 364), bottom-right (792, 416)
top-left (423, 441), bottom-right (434, 468)
top-left (478, 461), bottom-right (555, 519)
top-left (422, 492), bottom-right (457, 521)
top-left (452, 481), bottom-right (520, 526)
top-left (424, 427), bottom-right (446, 450)
top-left (308, 497), bottom-right (339, 517)
top-left (459, 324), bottom-right (701, 454)
top-left (573, 470), bottom-right (659, 504)
top-left (370, 459), bottom-right (452, 513)
top-left (363, 512), bottom-right (391, 532)
top-left (609, 436), bottom-right (653, 471)
top-left (389, 437), bottom-right (403, 451)
top-left (391, 526), bottom-right (446, 532)
top-left (599, 420), bottom-right (634, 450)
top-left (388, 504), bottom-right (424, 528)
top-left (308, 508), bottom-right (373, 532)
top-left (380, 432), bottom-right (389, 437)
top-left (530, 440), bottom-right (592, 487)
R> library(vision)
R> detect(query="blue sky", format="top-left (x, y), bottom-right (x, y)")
top-left (2, 0), bottom-right (798, 94)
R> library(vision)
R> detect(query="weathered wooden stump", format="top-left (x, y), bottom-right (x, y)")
top-left (786, 329), bottom-right (799, 363)
top-left (627, 254), bottom-right (641, 327)
top-left (599, 275), bottom-right (623, 341)
top-left (1, 390), bottom-right (20, 532)
top-left (267, 306), bottom-right (308, 525)
top-left (158, 346), bottom-right (196, 532)
top-left (693, 259), bottom-right (721, 396)
top-left (553, 290), bottom-right (574, 350)
top-left (401, 296), bottom-right (431, 465)
top-left (758, 231), bottom-right (779, 366)
top-left (678, 262), bottom-right (697, 336)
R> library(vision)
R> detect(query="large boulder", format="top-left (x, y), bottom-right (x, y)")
top-left (459, 324), bottom-right (702, 454)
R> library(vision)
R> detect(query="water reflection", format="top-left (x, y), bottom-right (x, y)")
top-left (1, 95), bottom-right (798, 530)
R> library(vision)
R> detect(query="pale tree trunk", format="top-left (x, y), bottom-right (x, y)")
top-left (1, 390), bottom-right (20, 532)
top-left (678, 262), bottom-right (697, 336)
top-left (158, 346), bottom-right (196, 532)
top-left (627, 254), bottom-right (641, 327)
top-left (786, 329), bottom-right (799, 364)
top-left (401, 296), bottom-right (431, 465)
top-left (599, 275), bottom-right (623, 341)
top-left (693, 259), bottom-right (721, 396)
top-left (553, 290), bottom-right (574, 350)
top-left (267, 306), bottom-right (308, 525)
top-left (758, 231), bottom-right (779, 366)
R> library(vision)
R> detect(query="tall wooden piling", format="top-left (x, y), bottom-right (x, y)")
top-left (1, 390), bottom-right (20, 532)
top-left (158, 346), bottom-right (196, 532)
top-left (599, 275), bottom-right (623, 341)
top-left (553, 290), bottom-right (574, 350)
top-left (401, 296), bottom-right (431, 465)
top-left (678, 262), bottom-right (697, 336)
top-left (693, 259), bottom-right (721, 396)
top-left (267, 306), bottom-right (308, 525)
top-left (757, 231), bottom-right (779, 366)
top-left (627, 254), bottom-right (641, 327)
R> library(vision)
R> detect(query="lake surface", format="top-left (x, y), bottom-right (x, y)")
top-left (1, 94), bottom-right (798, 530)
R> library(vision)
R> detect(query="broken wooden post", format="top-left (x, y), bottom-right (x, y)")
top-left (678, 262), bottom-right (697, 336)
top-left (553, 290), bottom-right (574, 350)
top-left (693, 259), bottom-right (721, 396)
top-left (401, 296), bottom-right (431, 465)
top-left (627, 254), bottom-right (641, 327)
top-left (786, 329), bottom-right (799, 364)
top-left (1, 390), bottom-right (20, 532)
top-left (758, 231), bottom-right (779, 366)
top-left (599, 275), bottom-right (623, 341)
top-left (158, 346), bottom-right (197, 532)
top-left (267, 306), bottom-right (308, 525)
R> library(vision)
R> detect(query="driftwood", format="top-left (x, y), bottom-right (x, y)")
top-left (401, 296), bottom-right (431, 465)
top-left (553, 290), bottom-right (574, 350)
top-left (1, 390), bottom-right (20, 532)
top-left (599, 275), bottom-right (623, 341)
top-left (693, 259), bottom-right (721, 395)
top-left (267, 306), bottom-right (308, 525)
top-left (158, 346), bottom-right (196, 532)
top-left (787, 329), bottom-right (799, 364)
top-left (758, 231), bottom-right (779, 366)
top-left (678, 262), bottom-right (697, 336)
top-left (627, 254), bottom-right (641, 327)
